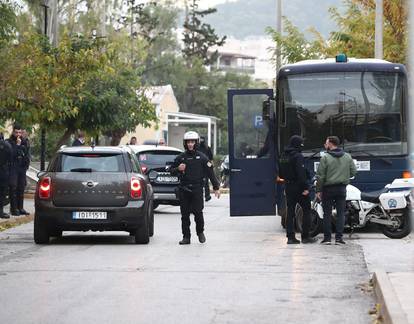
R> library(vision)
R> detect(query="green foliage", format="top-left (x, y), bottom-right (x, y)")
top-left (327, 0), bottom-right (407, 63)
top-left (266, 18), bottom-right (324, 65)
top-left (182, 0), bottom-right (226, 65)
top-left (0, 0), bottom-right (19, 46)
top-left (267, 0), bottom-right (407, 65)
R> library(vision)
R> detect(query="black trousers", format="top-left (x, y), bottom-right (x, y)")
top-left (285, 184), bottom-right (311, 239)
top-left (0, 174), bottom-right (8, 215)
top-left (322, 185), bottom-right (347, 240)
top-left (179, 186), bottom-right (204, 238)
top-left (9, 169), bottom-right (26, 212)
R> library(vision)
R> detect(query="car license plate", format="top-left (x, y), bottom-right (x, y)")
top-left (157, 176), bottom-right (178, 183)
top-left (72, 211), bottom-right (107, 220)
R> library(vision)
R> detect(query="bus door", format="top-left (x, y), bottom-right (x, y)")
top-left (227, 89), bottom-right (276, 216)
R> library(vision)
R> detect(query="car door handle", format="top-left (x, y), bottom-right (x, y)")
top-left (231, 169), bottom-right (242, 172)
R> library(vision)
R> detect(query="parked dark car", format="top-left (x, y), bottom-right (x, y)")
top-left (34, 146), bottom-right (154, 244)
top-left (128, 145), bottom-right (182, 209)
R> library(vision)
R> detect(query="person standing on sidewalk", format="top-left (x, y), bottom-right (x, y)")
top-left (7, 124), bottom-right (30, 216)
top-left (0, 133), bottom-right (12, 219)
top-left (171, 131), bottom-right (220, 245)
top-left (279, 135), bottom-right (316, 244)
top-left (316, 136), bottom-right (357, 245)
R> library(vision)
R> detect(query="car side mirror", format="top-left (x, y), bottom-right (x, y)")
top-left (262, 99), bottom-right (271, 120)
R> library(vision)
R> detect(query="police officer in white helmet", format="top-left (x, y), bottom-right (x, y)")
top-left (170, 131), bottom-right (220, 244)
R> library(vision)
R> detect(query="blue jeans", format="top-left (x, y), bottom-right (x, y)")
top-left (322, 185), bottom-right (346, 240)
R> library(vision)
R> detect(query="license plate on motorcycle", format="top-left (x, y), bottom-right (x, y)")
top-left (157, 176), bottom-right (178, 183)
top-left (72, 211), bottom-right (107, 220)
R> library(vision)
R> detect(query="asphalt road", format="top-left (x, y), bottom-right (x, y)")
top-left (0, 196), bottom-right (381, 324)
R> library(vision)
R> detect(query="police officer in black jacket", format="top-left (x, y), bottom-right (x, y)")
top-left (279, 135), bottom-right (316, 244)
top-left (7, 124), bottom-right (30, 216)
top-left (0, 133), bottom-right (12, 219)
top-left (171, 131), bottom-right (221, 245)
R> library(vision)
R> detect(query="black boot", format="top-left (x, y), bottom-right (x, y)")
top-left (179, 237), bottom-right (191, 245)
top-left (197, 232), bottom-right (206, 243)
top-left (0, 208), bottom-right (10, 219)
top-left (287, 237), bottom-right (300, 244)
top-left (18, 209), bottom-right (29, 215)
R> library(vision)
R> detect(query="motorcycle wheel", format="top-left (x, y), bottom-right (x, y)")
top-left (382, 209), bottom-right (412, 239)
top-left (294, 205), bottom-right (322, 237)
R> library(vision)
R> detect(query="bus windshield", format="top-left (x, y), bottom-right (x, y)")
top-left (279, 71), bottom-right (406, 157)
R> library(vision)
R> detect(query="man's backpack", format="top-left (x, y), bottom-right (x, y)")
top-left (278, 151), bottom-right (295, 181)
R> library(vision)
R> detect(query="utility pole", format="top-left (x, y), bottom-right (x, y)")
top-left (375, 0), bottom-right (383, 59)
top-left (276, 0), bottom-right (282, 73)
top-left (40, 1), bottom-right (49, 171)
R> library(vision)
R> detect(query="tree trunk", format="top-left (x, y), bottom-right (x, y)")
top-left (54, 128), bottom-right (74, 152)
top-left (109, 129), bottom-right (126, 146)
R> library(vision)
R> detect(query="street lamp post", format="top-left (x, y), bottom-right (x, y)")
top-left (375, 0), bottom-right (383, 59)
top-left (276, 0), bottom-right (282, 74)
top-left (40, 0), bottom-right (49, 171)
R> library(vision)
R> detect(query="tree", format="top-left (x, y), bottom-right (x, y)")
top-left (327, 0), bottom-right (407, 63)
top-left (0, 32), bottom-right (156, 149)
top-left (0, 0), bottom-right (19, 46)
top-left (182, 0), bottom-right (226, 66)
top-left (266, 18), bottom-right (325, 65)
top-left (267, 0), bottom-right (407, 66)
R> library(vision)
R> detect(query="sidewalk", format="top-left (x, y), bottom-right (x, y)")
top-left (357, 232), bottom-right (414, 324)
top-left (373, 270), bottom-right (414, 324)
top-left (0, 198), bottom-right (35, 229)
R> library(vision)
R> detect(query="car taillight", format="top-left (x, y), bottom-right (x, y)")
top-left (130, 177), bottom-right (142, 199)
top-left (141, 164), bottom-right (148, 174)
top-left (39, 177), bottom-right (51, 199)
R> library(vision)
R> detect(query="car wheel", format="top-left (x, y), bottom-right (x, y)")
top-left (134, 213), bottom-right (149, 244)
top-left (34, 214), bottom-right (50, 244)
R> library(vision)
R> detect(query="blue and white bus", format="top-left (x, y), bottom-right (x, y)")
top-left (227, 56), bottom-right (409, 216)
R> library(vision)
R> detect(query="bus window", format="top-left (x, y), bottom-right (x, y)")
top-left (279, 71), bottom-right (406, 156)
top-left (233, 94), bottom-right (272, 159)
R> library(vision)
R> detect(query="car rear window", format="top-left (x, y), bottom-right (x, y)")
top-left (59, 153), bottom-right (125, 172)
top-left (137, 150), bottom-right (180, 165)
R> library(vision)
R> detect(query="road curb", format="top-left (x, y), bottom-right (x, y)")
top-left (372, 270), bottom-right (409, 324)
top-left (0, 214), bottom-right (34, 231)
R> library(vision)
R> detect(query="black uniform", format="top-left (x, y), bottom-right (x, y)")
top-left (198, 140), bottom-right (214, 201)
top-left (7, 135), bottom-right (30, 215)
top-left (171, 149), bottom-right (220, 239)
top-left (279, 135), bottom-right (312, 242)
top-left (0, 137), bottom-right (12, 218)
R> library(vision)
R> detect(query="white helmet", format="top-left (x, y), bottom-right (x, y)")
top-left (183, 131), bottom-right (199, 150)
top-left (183, 131), bottom-right (199, 141)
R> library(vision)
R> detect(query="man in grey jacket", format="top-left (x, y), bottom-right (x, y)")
top-left (316, 136), bottom-right (357, 245)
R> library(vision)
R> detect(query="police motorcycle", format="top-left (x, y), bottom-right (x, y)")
top-left (296, 178), bottom-right (413, 239)
top-left (219, 155), bottom-right (229, 188)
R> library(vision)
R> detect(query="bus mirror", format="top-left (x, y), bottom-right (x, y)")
top-left (262, 99), bottom-right (271, 120)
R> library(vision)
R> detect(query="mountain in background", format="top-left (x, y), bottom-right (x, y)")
top-left (204, 0), bottom-right (344, 39)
